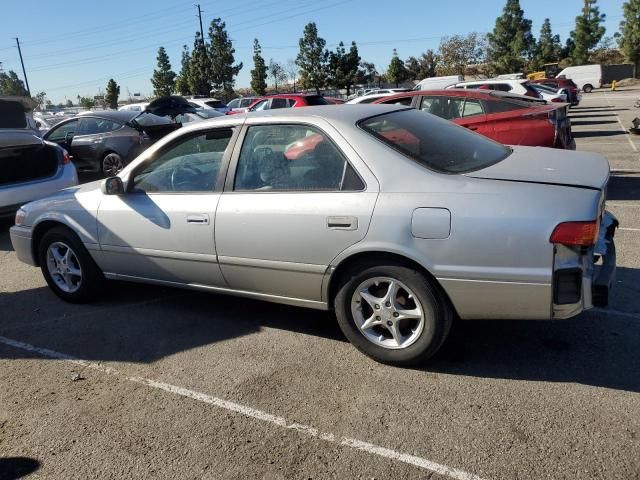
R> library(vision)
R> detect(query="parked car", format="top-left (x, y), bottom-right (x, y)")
top-left (372, 90), bottom-right (575, 149)
top-left (555, 65), bottom-right (602, 93)
top-left (533, 78), bottom-right (580, 106)
top-left (346, 93), bottom-right (397, 104)
top-left (414, 75), bottom-right (463, 90)
top-left (449, 79), bottom-right (541, 98)
top-left (43, 110), bottom-right (179, 176)
top-left (0, 96), bottom-right (77, 218)
top-left (226, 97), bottom-right (259, 113)
top-left (10, 105), bottom-right (616, 365)
top-left (324, 97), bottom-right (346, 104)
top-left (529, 83), bottom-right (567, 103)
top-left (230, 94), bottom-right (331, 114)
top-left (175, 110), bottom-right (224, 124)
top-left (185, 97), bottom-right (231, 113)
top-left (118, 102), bottom-right (150, 112)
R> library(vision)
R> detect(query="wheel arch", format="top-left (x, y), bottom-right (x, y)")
top-left (31, 219), bottom-right (88, 267)
top-left (325, 250), bottom-right (458, 317)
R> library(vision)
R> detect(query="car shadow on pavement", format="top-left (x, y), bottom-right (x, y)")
top-left (0, 457), bottom-right (40, 480)
top-left (573, 130), bottom-right (627, 138)
top-left (607, 174), bottom-right (640, 201)
top-left (0, 219), bottom-right (14, 251)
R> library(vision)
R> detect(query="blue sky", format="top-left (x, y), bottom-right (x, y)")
top-left (0, 0), bottom-right (626, 103)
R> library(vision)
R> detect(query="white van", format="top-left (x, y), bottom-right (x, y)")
top-left (556, 65), bottom-right (602, 93)
top-left (414, 75), bottom-right (463, 91)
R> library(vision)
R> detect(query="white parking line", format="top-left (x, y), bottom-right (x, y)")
top-left (604, 92), bottom-right (639, 153)
top-left (0, 335), bottom-right (487, 480)
top-left (619, 227), bottom-right (640, 232)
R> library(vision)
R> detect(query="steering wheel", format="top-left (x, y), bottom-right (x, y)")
top-left (170, 164), bottom-right (203, 190)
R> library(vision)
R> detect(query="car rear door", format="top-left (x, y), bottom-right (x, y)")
top-left (214, 121), bottom-right (379, 303)
top-left (96, 126), bottom-right (238, 287)
top-left (70, 117), bottom-right (123, 171)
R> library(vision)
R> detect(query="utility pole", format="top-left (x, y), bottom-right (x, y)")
top-left (14, 37), bottom-right (31, 96)
top-left (195, 4), bottom-right (205, 47)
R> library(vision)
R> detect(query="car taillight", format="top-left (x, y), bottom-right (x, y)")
top-left (550, 221), bottom-right (599, 247)
top-left (551, 97), bottom-right (562, 103)
top-left (60, 149), bottom-right (71, 165)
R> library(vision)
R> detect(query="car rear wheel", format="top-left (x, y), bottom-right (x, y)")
top-left (334, 263), bottom-right (452, 366)
top-left (583, 84), bottom-right (593, 93)
top-left (102, 153), bottom-right (124, 177)
top-left (39, 226), bottom-right (103, 303)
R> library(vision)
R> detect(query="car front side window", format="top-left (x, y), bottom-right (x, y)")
top-left (46, 120), bottom-right (79, 142)
top-left (233, 124), bottom-right (363, 192)
top-left (132, 129), bottom-right (233, 193)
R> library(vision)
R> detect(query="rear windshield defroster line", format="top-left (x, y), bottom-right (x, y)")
top-left (357, 109), bottom-right (512, 174)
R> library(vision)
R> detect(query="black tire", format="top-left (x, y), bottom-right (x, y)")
top-left (102, 152), bottom-right (124, 177)
top-left (38, 226), bottom-right (103, 303)
top-left (334, 262), bottom-right (453, 366)
top-left (583, 84), bottom-right (593, 93)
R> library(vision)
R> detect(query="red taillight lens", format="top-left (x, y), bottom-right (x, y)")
top-left (550, 221), bottom-right (599, 247)
top-left (61, 149), bottom-right (71, 165)
top-left (551, 97), bottom-right (562, 103)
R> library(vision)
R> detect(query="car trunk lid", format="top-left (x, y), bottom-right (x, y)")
top-left (465, 145), bottom-right (609, 190)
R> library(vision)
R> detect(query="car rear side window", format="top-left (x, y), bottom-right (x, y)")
top-left (304, 96), bottom-right (330, 106)
top-left (484, 99), bottom-right (528, 113)
top-left (270, 98), bottom-right (290, 109)
top-left (234, 124), bottom-right (363, 191)
top-left (359, 109), bottom-right (511, 174)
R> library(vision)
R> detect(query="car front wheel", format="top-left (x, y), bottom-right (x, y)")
top-left (334, 263), bottom-right (452, 366)
top-left (38, 226), bottom-right (103, 303)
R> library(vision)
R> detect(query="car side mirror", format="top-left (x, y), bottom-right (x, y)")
top-left (102, 176), bottom-right (125, 195)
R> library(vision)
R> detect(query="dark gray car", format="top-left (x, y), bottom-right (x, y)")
top-left (43, 110), bottom-right (178, 176)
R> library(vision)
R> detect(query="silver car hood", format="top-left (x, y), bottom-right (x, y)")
top-left (465, 146), bottom-right (609, 190)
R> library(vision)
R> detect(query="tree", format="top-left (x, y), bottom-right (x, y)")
top-left (65, 99), bottom-right (73, 107)
top-left (0, 69), bottom-right (28, 96)
top-left (33, 91), bottom-right (47, 110)
top-left (437, 33), bottom-right (486, 76)
top-left (418, 50), bottom-right (439, 78)
top-left (570, 0), bottom-right (606, 65)
top-left (268, 59), bottom-right (287, 91)
top-left (208, 18), bottom-right (243, 96)
top-left (250, 39), bottom-right (268, 95)
top-left (151, 46), bottom-right (176, 97)
top-left (175, 45), bottom-right (192, 95)
top-left (533, 19), bottom-right (562, 70)
top-left (189, 33), bottom-right (212, 95)
top-left (285, 60), bottom-right (299, 92)
top-left (105, 79), bottom-right (120, 109)
top-left (618, 0), bottom-right (640, 77)
top-left (404, 56), bottom-right (420, 80)
top-left (486, 0), bottom-right (535, 74)
top-left (386, 49), bottom-right (408, 87)
top-left (328, 41), bottom-right (360, 95)
top-left (296, 22), bottom-right (329, 94)
top-left (78, 97), bottom-right (95, 109)
top-left (590, 37), bottom-right (625, 64)
top-left (355, 61), bottom-right (377, 85)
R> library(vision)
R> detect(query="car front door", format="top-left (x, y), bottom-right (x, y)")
top-left (214, 122), bottom-right (379, 303)
top-left (44, 119), bottom-right (79, 153)
top-left (95, 127), bottom-right (237, 287)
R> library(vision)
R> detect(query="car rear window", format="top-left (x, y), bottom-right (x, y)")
top-left (358, 109), bottom-right (511, 174)
top-left (305, 96), bottom-right (330, 106)
top-left (484, 99), bottom-right (530, 113)
top-left (0, 101), bottom-right (27, 128)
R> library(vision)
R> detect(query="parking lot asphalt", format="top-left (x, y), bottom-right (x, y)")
top-left (1, 91), bottom-right (640, 480)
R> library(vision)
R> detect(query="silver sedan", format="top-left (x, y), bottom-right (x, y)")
top-left (10, 105), bottom-right (617, 365)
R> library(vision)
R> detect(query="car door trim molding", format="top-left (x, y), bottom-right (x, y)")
top-left (100, 244), bottom-right (218, 263)
top-left (103, 272), bottom-right (327, 310)
top-left (218, 255), bottom-right (327, 274)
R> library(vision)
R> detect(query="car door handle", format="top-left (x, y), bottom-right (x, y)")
top-left (327, 216), bottom-right (358, 230)
top-left (186, 214), bottom-right (209, 225)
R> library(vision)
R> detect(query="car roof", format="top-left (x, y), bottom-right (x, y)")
top-left (261, 93), bottom-right (323, 99)
top-left (373, 89), bottom-right (548, 106)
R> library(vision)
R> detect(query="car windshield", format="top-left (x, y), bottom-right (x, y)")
top-left (358, 109), bottom-right (511, 174)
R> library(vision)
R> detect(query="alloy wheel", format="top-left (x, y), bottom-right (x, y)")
top-left (350, 276), bottom-right (425, 350)
top-left (102, 154), bottom-right (124, 176)
top-left (46, 241), bottom-right (82, 293)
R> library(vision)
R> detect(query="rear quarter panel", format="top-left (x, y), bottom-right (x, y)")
top-left (488, 114), bottom-right (555, 147)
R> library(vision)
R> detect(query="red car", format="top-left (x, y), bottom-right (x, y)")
top-left (533, 78), bottom-right (580, 106)
top-left (372, 90), bottom-right (575, 150)
top-left (227, 93), bottom-right (331, 114)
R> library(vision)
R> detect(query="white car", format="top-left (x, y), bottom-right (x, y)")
top-left (185, 97), bottom-right (230, 114)
top-left (346, 93), bottom-right (398, 104)
top-left (0, 97), bottom-right (77, 218)
top-left (118, 102), bottom-right (149, 112)
top-left (449, 79), bottom-right (541, 99)
top-left (529, 83), bottom-right (567, 103)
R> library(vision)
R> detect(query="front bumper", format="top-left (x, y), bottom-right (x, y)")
top-left (9, 225), bottom-right (36, 266)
